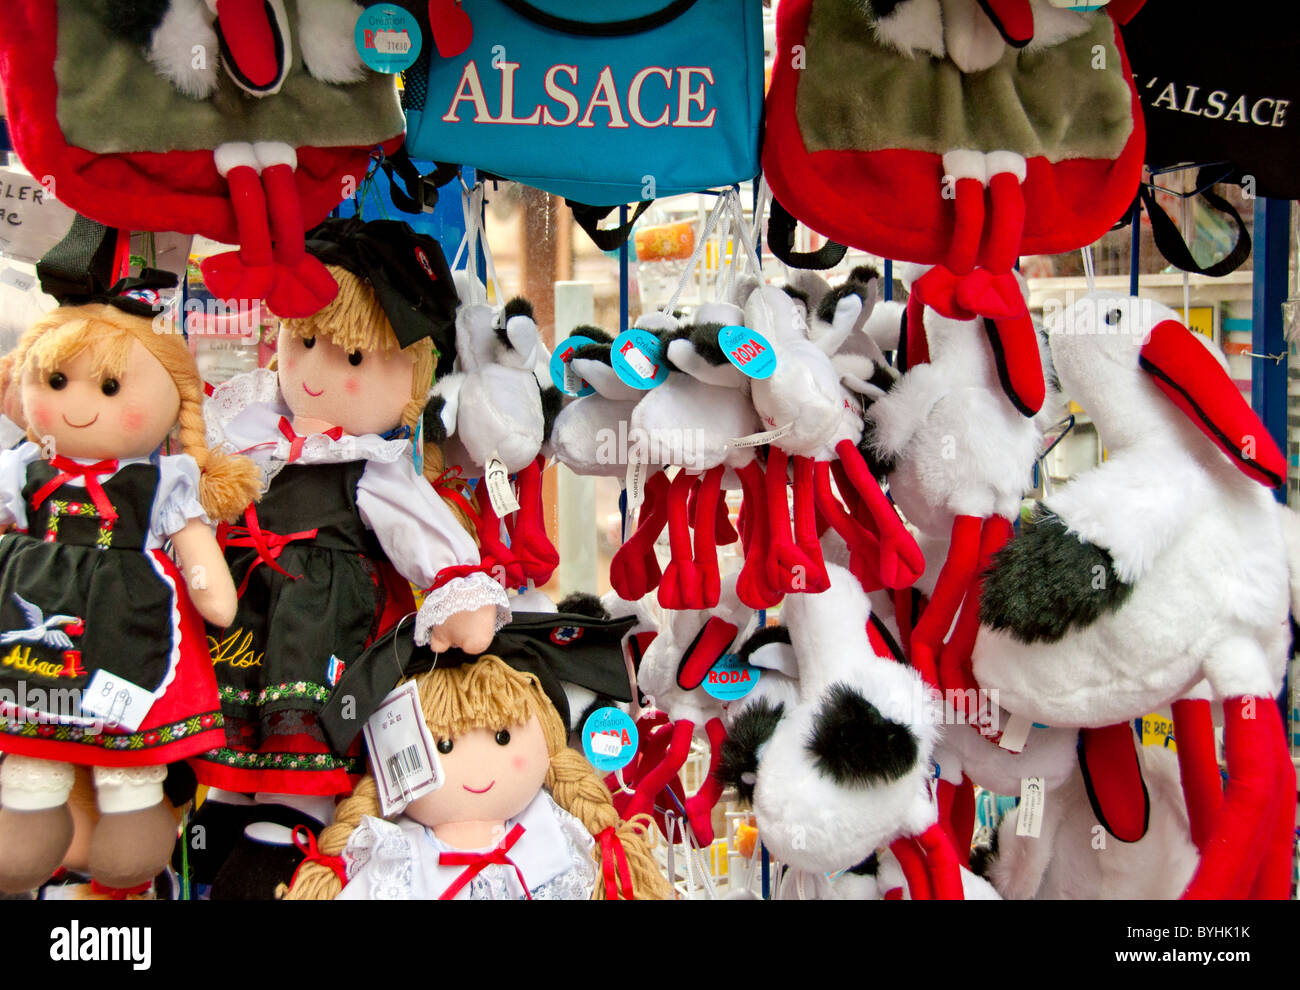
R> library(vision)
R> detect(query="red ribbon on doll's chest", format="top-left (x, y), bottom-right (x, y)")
top-left (438, 823), bottom-right (531, 900)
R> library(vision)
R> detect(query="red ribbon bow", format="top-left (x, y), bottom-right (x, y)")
top-left (218, 504), bottom-right (318, 596)
top-left (31, 456), bottom-right (119, 524)
top-left (438, 822), bottom-right (530, 900)
top-left (290, 824), bottom-right (349, 888)
top-left (278, 417), bottom-right (343, 463)
top-left (598, 826), bottom-right (635, 900)
top-left (431, 465), bottom-right (481, 529)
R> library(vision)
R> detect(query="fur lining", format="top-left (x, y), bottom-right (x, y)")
top-left (147, 0), bottom-right (219, 100)
top-left (298, 0), bottom-right (367, 84)
top-left (718, 698), bottom-right (785, 804)
top-left (539, 384), bottom-right (563, 443)
top-left (555, 592), bottom-right (607, 618)
top-left (809, 683), bottom-right (919, 786)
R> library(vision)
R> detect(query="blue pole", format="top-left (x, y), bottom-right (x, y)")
top-left (619, 205), bottom-right (630, 331)
top-left (1129, 197), bottom-right (1141, 298)
top-left (1251, 197), bottom-right (1289, 504)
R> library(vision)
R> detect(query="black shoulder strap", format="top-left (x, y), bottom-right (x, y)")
top-left (381, 145), bottom-right (460, 215)
top-left (766, 198), bottom-right (847, 270)
top-left (567, 200), bottom-right (651, 251)
top-left (1134, 169), bottom-right (1252, 278)
top-left (37, 214), bottom-right (121, 302)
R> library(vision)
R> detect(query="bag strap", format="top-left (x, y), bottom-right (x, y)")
top-left (381, 145), bottom-right (460, 214)
top-left (37, 214), bottom-right (122, 302)
top-left (766, 198), bottom-right (848, 271)
top-left (1133, 169), bottom-right (1252, 278)
top-left (568, 200), bottom-right (652, 251)
top-left (498, 0), bottom-right (699, 36)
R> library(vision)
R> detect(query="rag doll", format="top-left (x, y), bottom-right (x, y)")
top-left (0, 293), bottom-right (261, 893)
top-left (285, 642), bottom-right (671, 900)
top-left (190, 219), bottom-right (509, 894)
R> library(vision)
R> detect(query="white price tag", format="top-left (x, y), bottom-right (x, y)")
top-left (726, 423), bottom-right (793, 449)
top-left (374, 29), bottom-right (413, 54)
top-left (563, 361), bottom-right (583, 394)
top-left (81, 670), bottom-right (156, 733)
top-left (1015, 776), bottom-right (1046, 839)
top-left (363, 681), bottom-right (444, 817)
top-left (997, 712), bottom-right (1033, 753)
top-left (484, 454), bottom-right (520, 516)
top-left (590, 733), bottom-right (622, 758)
top-left (624, 454), bottom-right (648, 542)
top-left (0, 267), bottom-right (37, 293)
top-left (622, 344), bottom-right (656, 380)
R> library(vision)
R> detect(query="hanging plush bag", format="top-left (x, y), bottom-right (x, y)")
top-left (762, 0), bottom-right (1147, 266)
top-left (403, 0), bottom-right (764, 206)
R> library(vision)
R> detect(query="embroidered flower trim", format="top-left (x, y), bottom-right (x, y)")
top-left (219, 681), bottom-right (331, 708)
top-left (0, 711), bottom-right (223, 748)
top-left (198, 747), bottom-right (363, 774)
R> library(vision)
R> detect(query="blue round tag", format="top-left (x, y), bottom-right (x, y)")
top-left (718, 325), bottom-right (777, 380)
top-left (610, 329), bottom-right (669, 390)
top-left (701, 653), bottom-right (761, 701)
top-left (550, 334), bottom-right (597, 397)
top-left (581, 707), bottom-right (638, 773)
top-left (355, 4), bottom-right (422, 74)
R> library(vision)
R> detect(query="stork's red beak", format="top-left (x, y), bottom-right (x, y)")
top-left (676, 617), bottom-right (739, 691)
top-left (213, 0), bottom-right (287, 93)
top-left (978, 0), bottom-right (1034, 47)
top-left (1140, 319), bottom-right (1286, 488)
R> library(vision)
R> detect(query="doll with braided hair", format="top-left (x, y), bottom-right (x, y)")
top-left (0, 296), bottom-right (262, 894)
top-left (285, 652), bottom-right (671, 901)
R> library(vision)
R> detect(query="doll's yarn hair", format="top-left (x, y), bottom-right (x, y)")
top-left (273, 266), bottom-right (475, 535)
top-left (14, 304), bottom-right (261, 523)
top-left (283, 656), bottom-right (671, 901)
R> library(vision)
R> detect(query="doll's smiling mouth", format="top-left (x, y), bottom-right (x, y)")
top-left (462, 781), bottom-right (495, 794)
top-left (302, 383), bottom-right (324, 397)
top-left (61, 414), bottom-right (98, 429)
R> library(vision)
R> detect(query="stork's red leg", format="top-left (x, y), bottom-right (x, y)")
top-left (508, 457), bottom-right (559, 584)
top-left (734, 461), bottom-right (781, 609)
top-left (714, 487), bottom-right (738, 546)
top-left (791, 456), bottom-right (830, 593)
top-left (1182, 696), bottom-right (1286, 899)
top-left (939, 515), bottom-right (1012, 703)
top-left (1249, 742), bottom-right (1296, 899)
top-left (657, 470), bottom-right (699, 610)
top-left (688, 466), bottom-right (726, 609)
top-left (683, 718), bottom-right (727, 845)
top-left (890, 837), bottom-right (931, 900)
top-left (916, 823), bottom-right (965, 900)
top-left (762, 448), bottom-right (821, 596)
top-left (610, 470), bottom-right (669, 601)
top-left (1170, 698), bottom-right (1223, 852)
top-left (473, 480), bottom-right (524, 587)
top-left (812, 460), bottom-right (883, 591)
top-left (985, 166), bottom-right (1027, 275)
top-left (946, 171), bottom-right (986, 276)
top-left (200, 161), bottom-right (276, 305)
top-left (260, 158), bottom-right (340, 317)
top-left (834, 439), bottom-right (924, 588)
top-left (622, 719), bottom-right (694, 824)
top-left (909, 514), bottom-right (981, 689)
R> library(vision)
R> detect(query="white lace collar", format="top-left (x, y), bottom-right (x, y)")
top-left (204, 368), bottom-right (411, 468)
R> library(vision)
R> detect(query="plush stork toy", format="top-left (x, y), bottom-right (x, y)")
top-left (973, 292), bottom-right (1296, 899)
top-left (0, 0), bottom-right (404, 318)
top-left (426, 290), bottom-right (561, 586)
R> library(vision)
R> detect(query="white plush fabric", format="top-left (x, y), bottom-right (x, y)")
top-left (551, 394), bottom-right (642, 477)
top-left (631, 374), bottom-right (760, 472)
top-left (298, 0), bottom-right (367, 83)
top-left (148, 0), bottom-right (220, 99)
top-left (992, 739), bottom-right (1198, 899)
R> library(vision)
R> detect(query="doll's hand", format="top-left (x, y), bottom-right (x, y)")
top-left (426, 603), bottom-right (499, 655)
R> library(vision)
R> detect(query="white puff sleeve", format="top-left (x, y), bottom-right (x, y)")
top-left (0, 442), bottom-right (42, 530)
top-left (355, 458), bottom-right (510, 644)
top-left (150, 454), bottom-right (211, 539)
top-left (337, 816), bottom-right (421, 900)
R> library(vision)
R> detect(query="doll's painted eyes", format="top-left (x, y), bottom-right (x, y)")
top-left (48, 372), bottom-right (67, 390)
top-left (100, 378), bottom-right (120, 397)
top-left (436, 738), bottom-right (454, 754)
top-left (302, 336), bottom-right (316, 349)
top-left (348, 351), bottom-right (364, 367)
top-left (1104, 308), bottom-right (1123, 326)
top-left (494, 729), bottom-right (511, 746)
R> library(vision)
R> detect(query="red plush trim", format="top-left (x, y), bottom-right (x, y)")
top-left (0, 724), bottom-right (226, 767)
top-left (190, 761), bottom-right (356, 797)
top-left (762, 2), bottom-right (1146, 263)
top-left (1140, 320), bottom-right (1286, 487)
top-left (0, 2), bottom-right (400, 242)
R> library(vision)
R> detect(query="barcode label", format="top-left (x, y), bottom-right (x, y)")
top-left (387, 744), bottom-right (423, 787)
top-left (364, 682), bottom-right (444, 816)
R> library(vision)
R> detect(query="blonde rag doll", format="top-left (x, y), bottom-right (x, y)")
top-left (284, 648), bottom-right (670, 901)
top-left (0, 289), bottom-right (261, 893)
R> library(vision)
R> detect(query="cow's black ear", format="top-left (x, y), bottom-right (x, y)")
top-left (718, 699), bottom-right (785, 804)
top-left (807, 684), bottom-right (917, 786)
top-left (539, 385), bottom-right (563, 442)
top-left (504, 297), bottom-right (535, 322)
top-left (688, 323), bottom-right (729, 367)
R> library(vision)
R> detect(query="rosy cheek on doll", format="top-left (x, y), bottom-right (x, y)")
top-left (511, 755), bottom-right (527, 772)
top-left (27, 402), bottom-right (52, 433)
top-left (119, 407), bottom-right (147, 435)
top-left (343, 377), bottom-right (361, 396)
